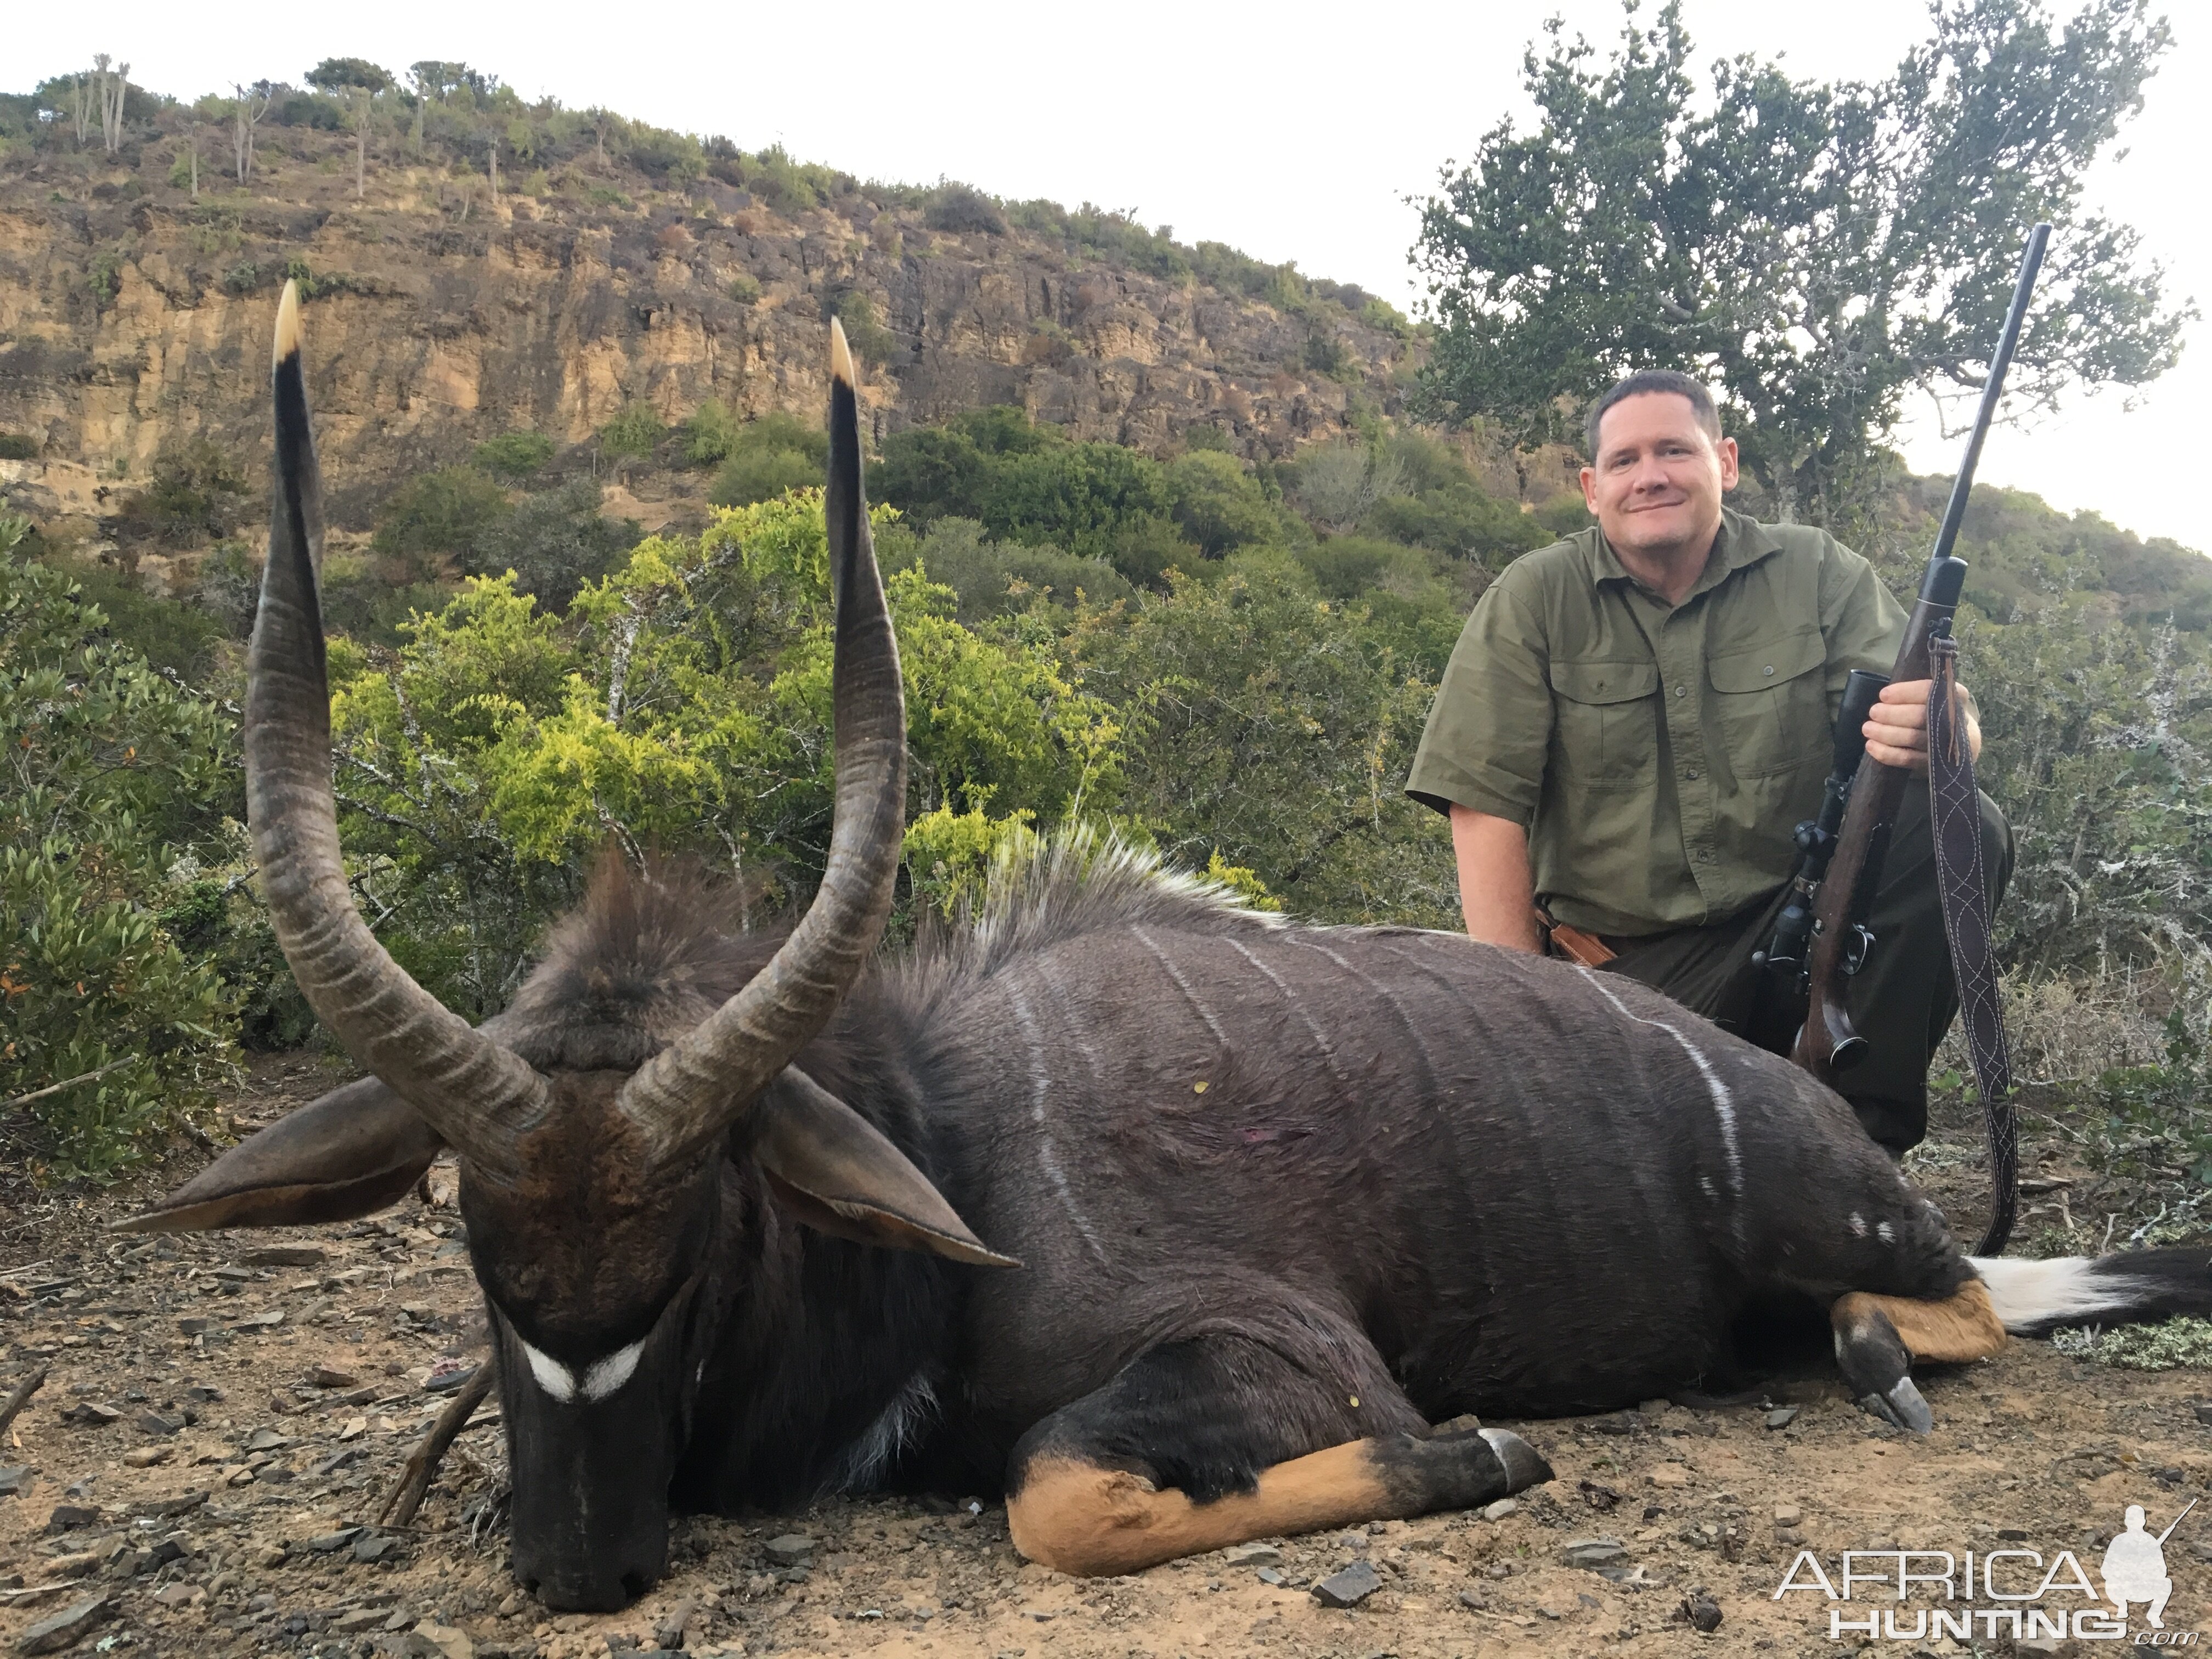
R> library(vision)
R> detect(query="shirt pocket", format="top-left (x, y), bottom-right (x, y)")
top-left (1548, 658), bottom-right (1660, 780)
top-left (1707, 628), bottom-right (1828, 780)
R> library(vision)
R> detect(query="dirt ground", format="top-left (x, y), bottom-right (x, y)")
top-left (5, 1059), bottom-right (2211, 1659)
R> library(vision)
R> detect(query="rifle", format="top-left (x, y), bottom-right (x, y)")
top-left (1789, 223), bottom-right (2048, 1252)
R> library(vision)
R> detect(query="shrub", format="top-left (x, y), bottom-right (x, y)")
top-left (881, 517), bottom-right (1133, 624)
top-left (683, 398), bottom-right (741, 466)
top-left (373, 465), bottom-right (511, 573)
top-left (924, 183), bottom-right (1007, 236)
top-left (462, 479), bottom-right (640, 609)
top-left (983, 441), bottom-right (1175, 561)
top-left (706, 413), bottom-right (830, 507)
top-left (599, 402), bottom-right (667, 462)
top-left (1167, 450), bottom-right (1282, 557)
top-left (726, 272), bottom-right (762, 304)
top-left (119, 437), bottom-right (252, 546)
top-left (833, 291), bottom-right (898, 364)
top-left (0, 432), bottom-right (38, 460)
top-left (473, 430), bottom-right (556, 482)
top-left (1363, 483), bottom-right (1551, 564)
top-left (0, 555), bottom-right (242, 1179)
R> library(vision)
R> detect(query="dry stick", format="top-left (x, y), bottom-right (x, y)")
top-left (3, 1059), bottom-right (139, 1114)
top-left (379, 1365), bottom-right (496, 1528)
top-left (0, 1365), bottom-right (50, 1441)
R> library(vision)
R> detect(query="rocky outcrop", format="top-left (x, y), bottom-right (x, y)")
top-left (0, 152), bottom-right (1418, 539)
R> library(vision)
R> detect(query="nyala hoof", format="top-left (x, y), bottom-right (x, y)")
top-left (1855, 1378), bottom-right (1934, 1435)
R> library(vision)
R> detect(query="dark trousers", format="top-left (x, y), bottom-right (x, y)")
top-left (1598, 787), bottom-right (2014, 1156)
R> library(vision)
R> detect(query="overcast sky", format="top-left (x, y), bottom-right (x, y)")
top-left (13, 0), bottom-right (2208, 549)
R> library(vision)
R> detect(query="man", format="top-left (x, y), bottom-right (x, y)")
top-left (1404, 370), bottom-right (2011, 1155)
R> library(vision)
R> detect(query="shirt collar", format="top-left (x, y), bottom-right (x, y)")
top-left (1589, 507), bottom-right (1786, 601)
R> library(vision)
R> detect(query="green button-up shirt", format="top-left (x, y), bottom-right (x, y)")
top-left (1404, 507), bottom-right (1905, 936)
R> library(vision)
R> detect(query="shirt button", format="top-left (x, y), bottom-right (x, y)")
top-left (1674, 685), bottom-right (1687, 698)
top-left (1685, 769), bottom-right (1700, 781)
top-left (1763, 665), bottom-right (1775, 677)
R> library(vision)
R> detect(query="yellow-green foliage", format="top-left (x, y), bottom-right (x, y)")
top-left (903, 804), bottom-right (1039, 918)
top-left (328, 489), bottom-right (1126, 1010)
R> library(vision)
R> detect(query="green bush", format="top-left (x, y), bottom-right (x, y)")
top-left (1167, 450), bottom-right (1282, 557)
top-left (706, 412), bottom-right (830, 507)
top-left (0, 555), bottom-right (242, 1179)
top-left (462, 479), bottom-right (640, 608)
top-left (684, 398), bottom-right (741, 466)
top-left (881, 517), bottom-right (1133, 624)
top-left (983, 441), bottom-right (1174, 561)
top-left (726, 273), bottom-right (762, 304)
top-left (118, 437), bottom-right (252, 546)
top-left (373, 465), bottom-right (512, 573)
top-left (834, 291), bottom-right (898, 365)
top-left (1362, 484), bottom-right (1549, 565)
top-left (473, 430), bottom-right (556, 482)
top-left (599, 402), bottom-right (667, 461)
top-left (0, 432), bottom-right (38, 460)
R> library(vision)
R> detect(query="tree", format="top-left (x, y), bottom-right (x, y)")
top-left (228, 81), bottom-right (275, 183)
top-left (1415, 0), bottom-right (2190, 524)
top-left (93, 55), bottom-right (129, 154)
top-left (306, 58), bottom-right (393, 201)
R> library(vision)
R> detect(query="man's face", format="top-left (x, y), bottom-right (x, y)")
top-left (1579, 393), bottom-right (1739, 560)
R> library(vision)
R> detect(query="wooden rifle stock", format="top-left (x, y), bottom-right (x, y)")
top-left (1791, 560), bottom-right (1965, 1082)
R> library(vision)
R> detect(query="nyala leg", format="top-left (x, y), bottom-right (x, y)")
top-left (1005, 1334), bottom-right (1551, 1577)
top-left (1831, 1280), bottom-right (2005, 1434)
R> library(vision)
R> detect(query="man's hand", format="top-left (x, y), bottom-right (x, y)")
top-left (1864, 678), bottom-right (1983, 774)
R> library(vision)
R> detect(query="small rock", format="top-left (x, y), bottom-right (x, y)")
top-left (1678, 1590), bottom-right (1723, 1633)
top-left (338, 1417), bottom-right (369, 1442)
top-left (308, 1365), bottom-right (360, 1389)
top-left (414, 1622), bottom-right (476, 1659)
top-left (241, 1245), bottom-right (326, 1268)
top-left (309, 1448), bottom-right (362, 1479)
top-left (137, 1491), bottom-right (208, 1518)
top-left (653, 1598), bottom-right (696, 1649)
top-left (61, 1402), bottom-right (120, 1426)
top-left (332, 1609), bottom-right (386, 1633)
top-left (1310, 1561), bottom-right (1383, 1608)
top-left (1223, 1544), bottom-right (1283, 1566)
top-left (2192, 1401), bottom-right (2212, 1428)
top-left (245, 1427), bottom-right (291, 1452)
top-left (354, 1532), bottom-right (400, 1563)
top-left (1562, 1537), bottom-right (1628, 1570)
top-left (422, 1363), bottom-right (479, 1395)
top-left (307, 1526), bottom-right (365, 1553)
top-left (1256, 1567), bottom-right (1286, 1585)
top-left (176, 1318), bottom-right (212, 1336)
top-left (1458, 1588), bottom-right (1488, 1610)
top-left (45, 1504), bottom-right (98, 1532)
top-left (232, 1308), bottom-right (285, 1329)
top-left (1646, 1465), bottom-right (1690, 1489)
top-left (151, 1583), bottom-right (200, 1607)
top-left (14, 1593), bottom-right (112, 1655)
top-left (133, 1412), bottom-right (182, 1436)
top-left (0, 1468), bottom-right (29, 1497)
top-left (1585, 1410), bottom-right (1647, 1435)
top-left (1481, 1498), bottom-right (1520, 1521)
top-left (1765, 1407), bottom-right (1800, 1430)
top-left (256, 1544), bottom-right (288, 1568)
top-left (763, 1534), bottom-right (815, 1566)
top-left (1997, 1526), bottom-right (2030, 1541)
top-left (1773, 1503), bottom-right (1804, 1528)
top-left (121, 1446), bottom-right (171, 1469)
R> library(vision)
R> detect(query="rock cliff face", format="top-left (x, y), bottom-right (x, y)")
top-left (0, 149), bottom-right (1424, 541)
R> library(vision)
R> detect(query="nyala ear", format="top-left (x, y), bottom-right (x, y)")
top-left (752, 1068), bottom-right (1019, 1269)
top-left (116, 1075), bottom-right (444, 1233)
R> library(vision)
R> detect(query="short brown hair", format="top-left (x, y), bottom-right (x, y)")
top-left (1584, 370), bottom-right (1722, 460)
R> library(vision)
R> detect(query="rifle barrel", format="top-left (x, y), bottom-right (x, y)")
top-left (1932, 223), bottom-right (2050, 567)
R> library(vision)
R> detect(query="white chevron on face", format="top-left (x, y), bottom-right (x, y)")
top-left (520, 1337), bottom-right (647, 1404)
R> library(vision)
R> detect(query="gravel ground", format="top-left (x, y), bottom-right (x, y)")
top-left (5, 1061), bottom-right (2211, 1658)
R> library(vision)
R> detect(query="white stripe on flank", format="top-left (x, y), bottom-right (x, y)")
top-left (1131, 926), bottom-right (1231, 1047)
top-left (1577, 968), bottom-right (1743, 1200)
top-left (1006, 987), bottom-right (1109, 1266)
top-left (1228, 938), bottom-right (1351, 1087)
top-left (518, 1337), bottom-right (646, 1404)
top-left (1972, 1256), bottom-right (2148, 1330)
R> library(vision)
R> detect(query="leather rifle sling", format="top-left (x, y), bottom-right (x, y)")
top-left (1928, 631), bottom-right (2017, 1254)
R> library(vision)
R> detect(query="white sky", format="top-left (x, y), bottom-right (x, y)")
top-left (11, 0), bottom-right (2208, 549)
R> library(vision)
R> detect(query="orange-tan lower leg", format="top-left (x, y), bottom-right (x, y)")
top-left (1008, 1426), bottom-right (1550, 1577)
top-left (1832, 1278), bottom-right (2006, 1363)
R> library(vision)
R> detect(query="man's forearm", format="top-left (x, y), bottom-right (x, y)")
top-left (1449, 805), bottom-right (1542, 953)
